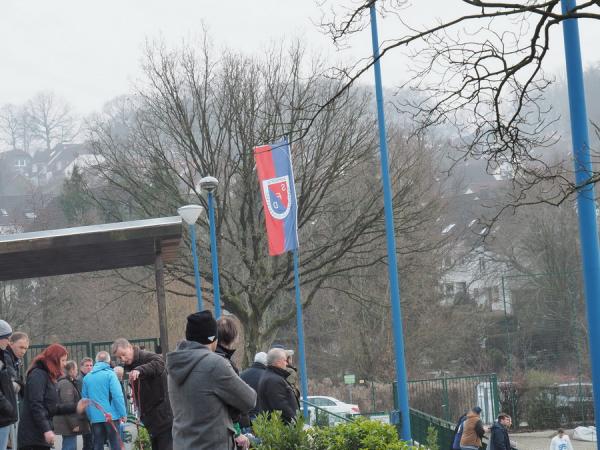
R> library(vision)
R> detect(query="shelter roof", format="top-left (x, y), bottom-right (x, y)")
top-left (0, 216), bottom-right (182, 281)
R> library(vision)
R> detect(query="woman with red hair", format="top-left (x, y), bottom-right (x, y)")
top-left (17, 344), bottom-right (88, 450)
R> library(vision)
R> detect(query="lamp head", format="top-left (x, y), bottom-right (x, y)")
top-left (177, 204), bottom-right (203, 225)
top-left (199, 176), bottom-right (219, 193)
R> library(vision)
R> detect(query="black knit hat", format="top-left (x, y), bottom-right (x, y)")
top-left (186, 310), bottom-right (218, 345)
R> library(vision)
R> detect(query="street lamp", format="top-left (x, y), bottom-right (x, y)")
top-left (177, 204), bottom-right (204, 311)
top-left (199, 176), bottom-right (222, 319)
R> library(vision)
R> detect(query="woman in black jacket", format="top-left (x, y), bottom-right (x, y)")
top-left (18, 344), bottom-right (88, 450)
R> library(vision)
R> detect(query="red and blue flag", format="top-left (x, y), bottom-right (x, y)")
top-left (254, 138), bottom-right (299, 256)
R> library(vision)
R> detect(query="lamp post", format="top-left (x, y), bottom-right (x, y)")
top-left (199, 176), bottom-right (222, 319)
top-left (177, 204), bottom-right (204, 311)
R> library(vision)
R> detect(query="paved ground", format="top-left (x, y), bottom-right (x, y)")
top-left (510, 430), bottom-right (596, 450)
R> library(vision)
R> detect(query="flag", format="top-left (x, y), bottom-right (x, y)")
top-left (254, 138), bottom-right (299, 256)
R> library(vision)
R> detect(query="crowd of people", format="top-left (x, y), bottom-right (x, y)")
top-left (0, 311), bottom-right (302, 450)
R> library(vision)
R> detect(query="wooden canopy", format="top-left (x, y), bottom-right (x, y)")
top-left (0, 217), bottom-right (182, 281)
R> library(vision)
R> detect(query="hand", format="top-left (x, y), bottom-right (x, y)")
top-left (235, 434), bottom-right (250, 449)
top-left (72, 426), bottom-right (80, 432)
top-left (77, 398), bottom-right (90, 414)
top-left (44, 430), bottom-right (55, 445)
top-left (128, 369), bottom-right (140, 381)
top-left (120, 416), bottom-right (128, 423)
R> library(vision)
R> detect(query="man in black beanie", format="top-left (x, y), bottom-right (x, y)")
top-left (166, 311), bottom-right (256, 450)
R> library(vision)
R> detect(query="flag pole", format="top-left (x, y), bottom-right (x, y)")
top-left (560, 1), bottom-right (600, 445)
top-left (293, 248), bottom-right (309, 420)
top-left (369, 3), bottom-right (411, 441)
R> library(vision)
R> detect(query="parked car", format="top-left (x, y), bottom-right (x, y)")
top-left (306, 396), bottom-right (360, 425)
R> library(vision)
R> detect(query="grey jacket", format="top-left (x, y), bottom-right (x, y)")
top-left (167, 340), bottom-right (256, 450)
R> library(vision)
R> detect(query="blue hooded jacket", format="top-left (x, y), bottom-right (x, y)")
top-left (82, 361), bottom-right (126, 423)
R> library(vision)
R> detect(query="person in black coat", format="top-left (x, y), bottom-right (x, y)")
top-left (488, 413), bottom-right (512, 450)
top-left (112, 339), bottom-right (173, 450)
top-left (257, 348), bottom-right (299, 424)
top-left (240, 352), bottom-right (267, 420)
top-left (17, 344), bottom-right (88, 450)
top-left (0, 320), bottom-right (18, 449)
top-left (4, 332), bottom-right (29, 399)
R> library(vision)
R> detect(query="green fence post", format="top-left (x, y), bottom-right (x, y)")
top-left (491, 374), bottom-right (500, 419)
top-left (442, 375), bottom-right (450, 422)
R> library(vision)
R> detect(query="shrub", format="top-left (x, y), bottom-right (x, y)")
top-left (133, 425), bottom-right (151, 449)
top-left (252, 411), bottom-right (311, 450)
top-left (426, 425), bottom-right (440, 450)
top-left (309, 417), bottom-right (415, 450)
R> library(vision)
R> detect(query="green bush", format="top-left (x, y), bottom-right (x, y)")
top-left (133, 425), bottom-right (151, 449)
top-left (309, 417), bottom-right (415, 450)
top-left (252, 411), bottom-right (311, 450)
top-left (426, 425), bottom-right (440, 450)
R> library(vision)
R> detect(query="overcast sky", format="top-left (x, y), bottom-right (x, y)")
top-left (1, 1), bottom-right (599, 116)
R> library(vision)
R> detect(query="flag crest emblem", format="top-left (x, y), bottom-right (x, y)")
top-left (262, 176), bottom-right (291, 219)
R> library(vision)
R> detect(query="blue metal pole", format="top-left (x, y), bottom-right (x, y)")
top-left (369, 4), bottom-right (411, 441)
top-left (208, 191), bottom-right (222, 319)
top-left (560, 1), bottom-right (600, 445)
top-left (293, 249), bottom-right (309, 420)
top-left (189, 223), bottom-right (204, 311)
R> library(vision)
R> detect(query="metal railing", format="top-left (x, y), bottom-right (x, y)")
top-left (406, 373), bottom-right (500, 424)
top-left (300, 399), bottom-right (355, 427)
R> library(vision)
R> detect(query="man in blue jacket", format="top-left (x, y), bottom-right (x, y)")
top-left (82, 351), bottom-right (127, 450)
top-left (488, 413), bottom-right (512, 450)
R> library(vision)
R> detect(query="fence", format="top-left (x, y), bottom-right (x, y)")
top-left (498, 272), bottom-right (592, 429)
top-left (23, 338), bottom-right (159, 369)
top-left (405, 374), bottom-right (500, 424)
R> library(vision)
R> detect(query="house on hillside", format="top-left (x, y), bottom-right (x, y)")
top-left (0, 150), bottom-right (32, 176)
top-left (28, 143), bottom-right (99, 190)
top-left (438, 159), bottom-right (514, 314)
top-left (440, 244), bottom-right (513, 314)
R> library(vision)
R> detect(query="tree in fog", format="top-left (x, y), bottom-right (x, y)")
top-left (28, 91), bottom-right (77, 151)
top-left (319, 0), bottom-right (600, 212)
top-left (84, 39), bottom-right (442, 359)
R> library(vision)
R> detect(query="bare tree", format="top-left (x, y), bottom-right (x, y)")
top-left (0, 104), bottom-right (36, 153)
top-left (82, 39), bottom-right (443, 360)
top-left (28, 91), bottom-right (77, 151)
top-left (318, 1), bottom-right (600, 215)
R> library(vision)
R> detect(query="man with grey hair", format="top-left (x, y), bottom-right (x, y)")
top-left (257, 348), bottom-right (299, 424)
top-left (112, 338), bottom-right (173, 450)
top-left (82, 351), bottom-right (127, 450)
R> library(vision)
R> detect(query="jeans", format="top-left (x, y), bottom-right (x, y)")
top-left (0, 426), bottom-right (10, 450)
top-left (61, 435), bottom-right (77, 450)
top-left (91, 421), bottom-right (121, 450)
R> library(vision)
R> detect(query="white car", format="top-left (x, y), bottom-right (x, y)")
top-left (306, 396), bottom-right (360, 425)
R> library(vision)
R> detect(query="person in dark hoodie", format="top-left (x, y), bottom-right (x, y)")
top-left (488, 413), bottom-right (512, 450)
top-left (0, 320), bottom-right (18, 450)
top-left (459, 406), bottom-right (485, 450)
top-left (112, 338), bottom-right (173, 450)
top-left (17, 344), bottom-right (89, 450)
top-left (166, 310), bottom-right (256, 450)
